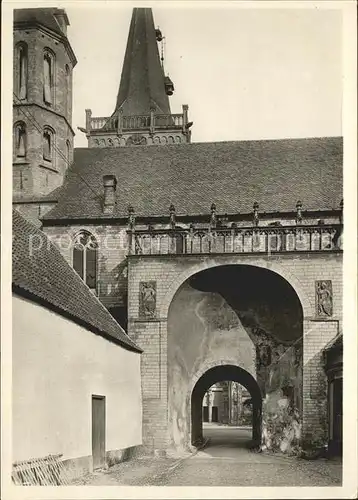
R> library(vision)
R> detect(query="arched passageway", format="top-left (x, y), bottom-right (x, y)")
top-left (167, 264), bottom-right (303, 452)
top-left (191, 365), bottom-right (262, 447)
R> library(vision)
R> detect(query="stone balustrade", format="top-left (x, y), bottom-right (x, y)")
top-left (128, 224), bottom-right (343, 256)
top-left (90, 116), bottom-right (108, 129)
top-left (89, 113), bottom-right (184, 132)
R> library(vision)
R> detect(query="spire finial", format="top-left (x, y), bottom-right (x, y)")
top-left (210, 203), bottom-right (217, 228)
top-left (169, 204), bottom-right (176, 229)
top-left (253, 202), bottom-right (259, 226)
top-left (128, 205), bottom-right (135, 230)
top-left (296, 200), bottom-right (302, 224)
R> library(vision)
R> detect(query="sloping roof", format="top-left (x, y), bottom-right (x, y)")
top-left (14, 8), bottom-right (68, 38)
top-left (324, 332), bottom-right (343, 352)
top-left (12, 210), bottom-right (141, 353)
top-left (113, 8), bottom-right (171, 116)
top-left (43, 137), bottom-right (343, 221)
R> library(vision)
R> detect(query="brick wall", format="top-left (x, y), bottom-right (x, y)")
top-left (45, 224), bottom-right (342, 451)
top-left (127, 252), bottom-right (342, 450)
top-left (43, 224), bottom-right (129, 311)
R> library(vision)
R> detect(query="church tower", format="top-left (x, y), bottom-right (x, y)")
top-left (13, 8), bottom-right (77, 197)
top-left (81, 8), bottom-right (192, 147)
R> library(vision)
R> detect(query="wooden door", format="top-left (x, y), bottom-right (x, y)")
top-left (92, 395), bottom-right (106, 469)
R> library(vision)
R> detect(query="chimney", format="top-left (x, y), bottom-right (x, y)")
top-left (103, 175), bottom-right (117, 214)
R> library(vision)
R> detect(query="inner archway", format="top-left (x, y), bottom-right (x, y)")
top-left (191, 365), bottom-right (262, 447)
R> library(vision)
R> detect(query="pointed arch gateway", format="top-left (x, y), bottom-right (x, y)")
top-left (191, 365), bottom-right (262, 447)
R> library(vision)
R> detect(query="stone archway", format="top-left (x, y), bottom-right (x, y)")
top-left (190, 365), bottom-right (262, 447)
top-left (167, 263), bottom-right (304, 452)
top-left (161, 257), bottom-right (312, 319)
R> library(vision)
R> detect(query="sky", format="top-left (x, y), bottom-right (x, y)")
top-left (9, 2), bottom-right (342, 147)
top-left (64, 3), bottom-right (342, 148)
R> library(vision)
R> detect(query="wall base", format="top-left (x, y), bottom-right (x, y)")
top-left (106, 445), bottom-right (144, 466)
top-left (62, 455), bottom-right (93, 481)
top-left (61, 445), bottom-right (144, 481)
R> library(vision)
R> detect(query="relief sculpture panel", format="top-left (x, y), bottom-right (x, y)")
top-left (139, 281), bottom-right (157, 318)
top-left (315, 280), bottom-right (333, 317)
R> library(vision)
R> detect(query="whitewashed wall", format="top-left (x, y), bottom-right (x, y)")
top-left (12, 294), bottom-right (142, 462)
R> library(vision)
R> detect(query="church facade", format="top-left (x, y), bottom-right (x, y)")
top-left (13, 7), bottom-right (343, 458)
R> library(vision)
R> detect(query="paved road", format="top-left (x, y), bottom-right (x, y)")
top-left (74, 424), bottom-right (342, 487)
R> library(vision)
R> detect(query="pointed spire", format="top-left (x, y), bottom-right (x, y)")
top-left (113, 8), bottom-right (171, 116)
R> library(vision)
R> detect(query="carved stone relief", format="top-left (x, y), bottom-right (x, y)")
top-left (315, 280), bottom-right (333, 317)
top-left (126, 134), bottom-right (147, 146)
top-left (139, 281), bottom-right (156, 318)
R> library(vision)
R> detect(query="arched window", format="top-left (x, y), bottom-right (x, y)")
top-left (43, 127), bottom-right (54, 162)
top-left (16, 43), bottom-right (28, 100)
top-left (14, 122), bottom-right (27, 159)
top-left (73, 232), bottom-right (98, 291)
top-left (66, 139), bottom-right (71, 166)
top-left (65, 64), bottom-right (71, 116)
top-left (43, 49), bottom-right (55, 105)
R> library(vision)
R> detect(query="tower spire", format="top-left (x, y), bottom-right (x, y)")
top-left (114, 8), bottom-right (171, 116)
top-left (81, 7), bottom-right (192, 147)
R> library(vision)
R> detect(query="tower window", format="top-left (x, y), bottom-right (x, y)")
top-left (16, 43), bottom-right (28, 100)
top-left (43, 50), bottom-right (54, 105)
top-left (66, 139), bottom-right (71, 166)
top-left (14, 122), bottom-right (27, 159)
top-left (73, 232), bottom-right (98, 291)
top-left (65, 65), bottom-right (71, 117)
top-left (43, 127), bottom-right (54, 162)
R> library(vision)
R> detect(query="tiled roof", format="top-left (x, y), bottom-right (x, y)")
top-left (43, 137), bottom-right (343, 221)
top-left (14, 8), bottom-right (68, 38)
top-left (12, 210), bottom-right (141, 353)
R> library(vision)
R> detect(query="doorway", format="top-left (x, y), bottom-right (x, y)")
top-left (92, 395), bottom-right (106, 469)
top-left (191, 365), bottom-right (262, 448)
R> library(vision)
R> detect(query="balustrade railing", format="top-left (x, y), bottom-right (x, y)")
top-left (127, 224), bottom-right (343, 256)
top-left (154, 114), bottom-right (183, 129)
top-left (89, 113), bottom-right (184, 132)
top-left (122, 115), bottom-right (151, 130)
top-left (90, 117), bottom-right (108, 130)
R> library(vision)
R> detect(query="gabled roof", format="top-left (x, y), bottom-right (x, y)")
top-left (113, 8), bottom-right (171, 116)
top-left (43, 136), bottom-right (343, 221)
top-left (12, 210), bottom-right (141, 353)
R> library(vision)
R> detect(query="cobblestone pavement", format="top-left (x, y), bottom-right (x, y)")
top-left (73, 425), bottom-right (342, 487)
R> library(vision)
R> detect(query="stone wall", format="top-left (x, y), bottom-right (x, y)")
top-left (13, 26), bottom-right (74, 197)
top-left (88, 132), bottom-right (188, 148)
